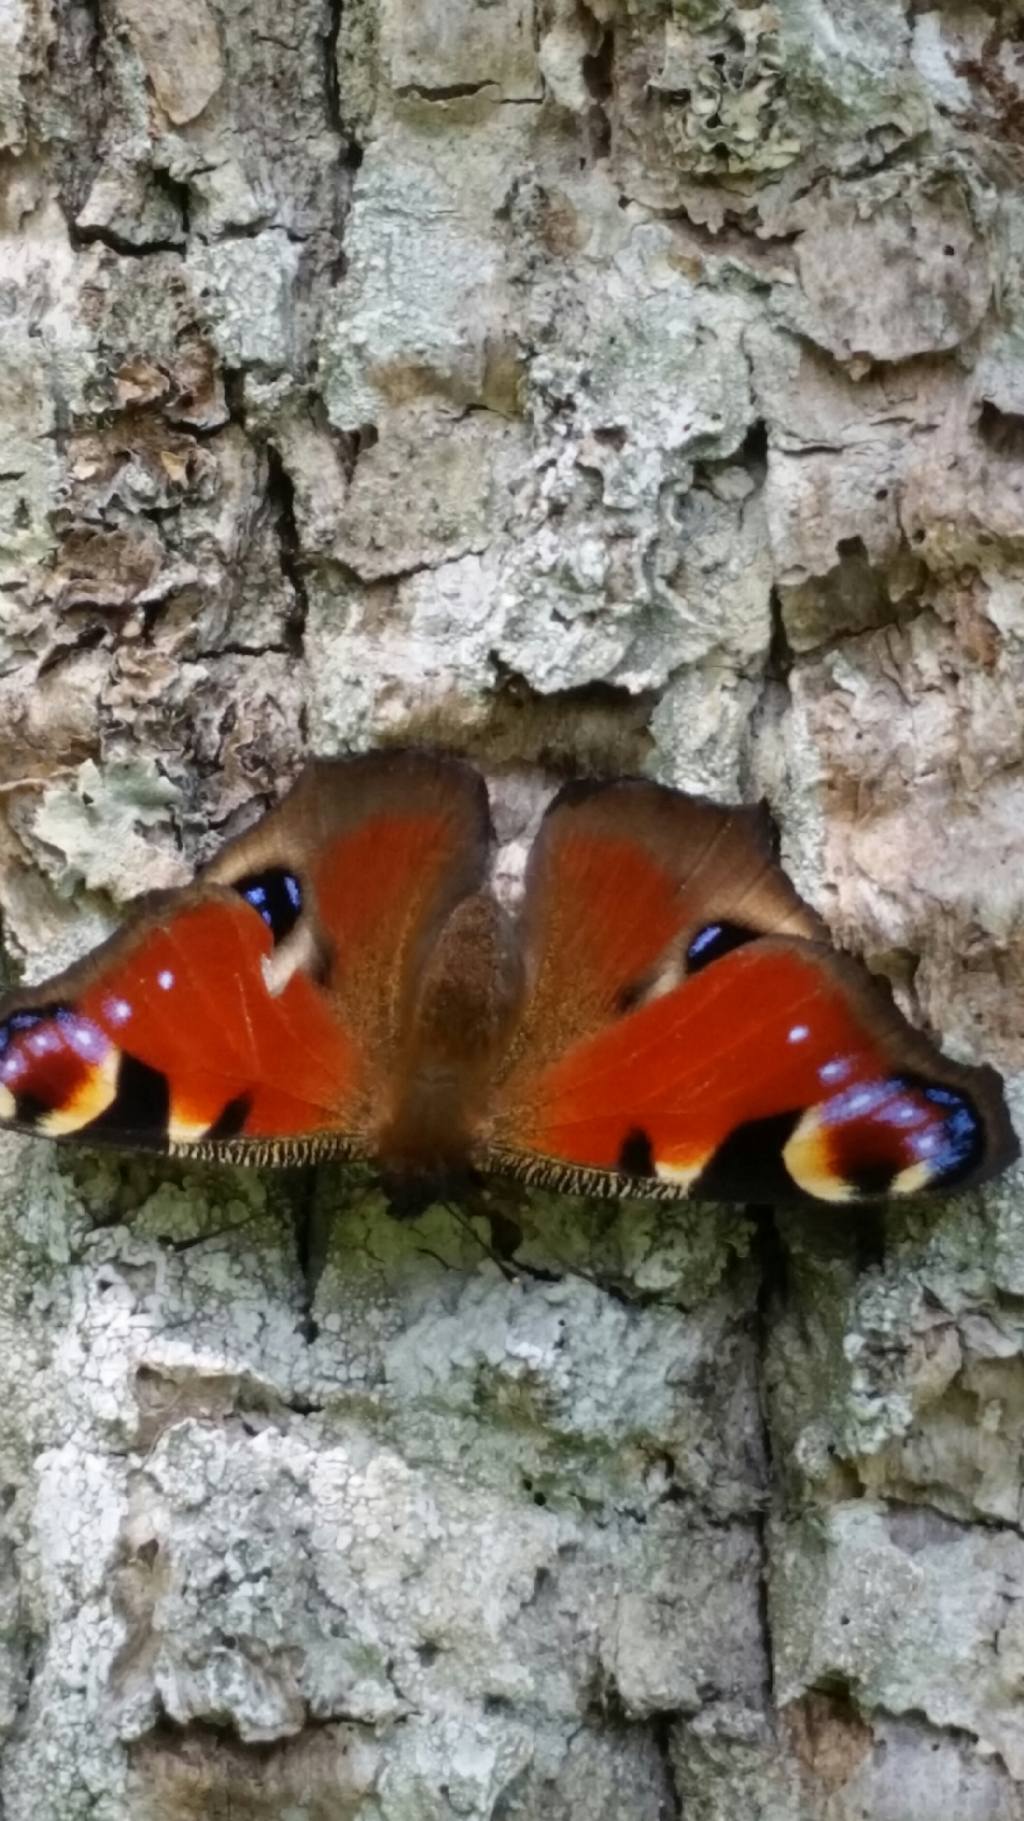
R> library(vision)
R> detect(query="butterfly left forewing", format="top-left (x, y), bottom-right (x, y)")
top-left (0, 749), bottom-right (494, 1163)
top-left (486, 779), bottom-right (1018, 1205)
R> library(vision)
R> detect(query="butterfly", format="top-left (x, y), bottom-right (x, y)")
top-left (0, 749), bottom-right (1016, 1212)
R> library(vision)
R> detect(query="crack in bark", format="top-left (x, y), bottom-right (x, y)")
top-left (766, 585), bottom-right (795, 686)
top-left (649, 1714), bottom-right (683, 1820)
top-left (67, 220), bottom-right (185, 258)
top-left (137, 1705), bottom-right (376, 1755)
top-left (582, 22), bottom-right (614, 162)
top-left (752, 1208), bottom-right (787, 1712)
top-left (394, 80), bottom-right (542, 104)
top-left (323, 0), bottom-right (345, 142)
top-left (265, 444), bottom-right (309, 655)
top-left (292, 1167), bottom-right (325, 1344)
top-left (196, 641), bottom-right (297, 661)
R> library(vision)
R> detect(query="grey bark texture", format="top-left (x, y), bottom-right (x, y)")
top-left (0, 0), bottom-right (1023, 1816)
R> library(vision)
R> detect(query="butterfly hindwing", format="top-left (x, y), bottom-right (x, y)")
top-left (487, 780), bottom-right (1017, 1204)
top-left (0, 751), bottom-right (492, 1160)
top-left (0, 890), bottom-right (358, 1153)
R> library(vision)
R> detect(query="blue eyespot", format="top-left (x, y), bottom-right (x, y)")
top-left (915, 1084), bottom-right (980, 1173)
top-left (688, 924), bottom-right (723, 961)
top-left (0, 1006), bottom-right (62, 1055)
top-left (234, 868), bottom-right (303, 944)
top-left (685, 921), bottom-right (758, 974)
top-left (855, 1074), bottom-right (984, 1186)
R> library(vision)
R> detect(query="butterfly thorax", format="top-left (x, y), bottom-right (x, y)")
top-left (374, 891), bottom-right (524, 1190)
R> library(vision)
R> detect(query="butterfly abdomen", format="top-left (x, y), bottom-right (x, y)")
top-left (375, 890), bottom-right (524, 1188)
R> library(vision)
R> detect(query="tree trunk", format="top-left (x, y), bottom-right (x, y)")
top-left (1, 1), bottom-right (1022, 1816)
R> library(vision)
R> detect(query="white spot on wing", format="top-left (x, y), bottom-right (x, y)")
top-left (67, 1019), bottom-right (104, 1060)
top-left (911, 1129), bottom-right (940, 1158)
top-left (788, 1024), bottom-right (810, 1043)
top-left (157, 970), bottom-right (175, 991)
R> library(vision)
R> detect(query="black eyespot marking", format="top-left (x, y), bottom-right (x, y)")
top-left (11, 1090), bottom-right (48, 1127)
top-left (685, 922), bottom-right (759, 975)
top-left (234, 869), bottom-right (303, 944)
top-left (693, 1110), bottom-right (804, 1204)
top-left (889, 1072), bottom-right (985, 1187)
top-left (618, 1127), bottom-right (655, 1177)
top-left (205, 1092), bottom-right (252, 1141)
top-left (80, 1053), bottom-right (170, 1147)
top-left (841, 1156), bottom-right (894, 1198)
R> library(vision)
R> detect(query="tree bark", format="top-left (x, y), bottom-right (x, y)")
top-left (0, 1), bottom-right (1022, 1816)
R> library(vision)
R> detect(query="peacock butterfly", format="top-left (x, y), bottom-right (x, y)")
top-left (0, 750), bottom-right (1016, 1209)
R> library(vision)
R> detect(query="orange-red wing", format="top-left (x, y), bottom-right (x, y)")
top-left (504, 777), bottom-right (822, 1081)
top-left (0, 893), bottom-right (357, 1150)
top-left (489, 775), bottom-right (1017, 1205)
top-left (488, 939), bottom-right (1017, 1203)
top-left (0, 751), bottom-right (493, 1158)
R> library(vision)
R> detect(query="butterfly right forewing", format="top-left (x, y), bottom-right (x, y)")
top-left (484, 778), bottom-right (1018, 1205)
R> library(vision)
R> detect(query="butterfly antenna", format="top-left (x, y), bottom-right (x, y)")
top-left (440, 1197), bottom-right (522, 1281)
top-left (439, 1193), bottom-right (607, 1294)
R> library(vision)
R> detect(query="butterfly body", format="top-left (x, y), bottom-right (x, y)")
top-left (375, 890), bottom-right (524, 1202)
top-left (0, 750), bottom-right (1016, 1208)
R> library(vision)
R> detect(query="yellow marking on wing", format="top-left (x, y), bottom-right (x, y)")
top-left (891, 1160), bottom-right (932, 1197)
top-left (654, 1157), bottom-right (703, 1190)
top-left (168, 1104), bottom-right (219, 1143)
top-left (782, 1109), bottom-right (856, 1204)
